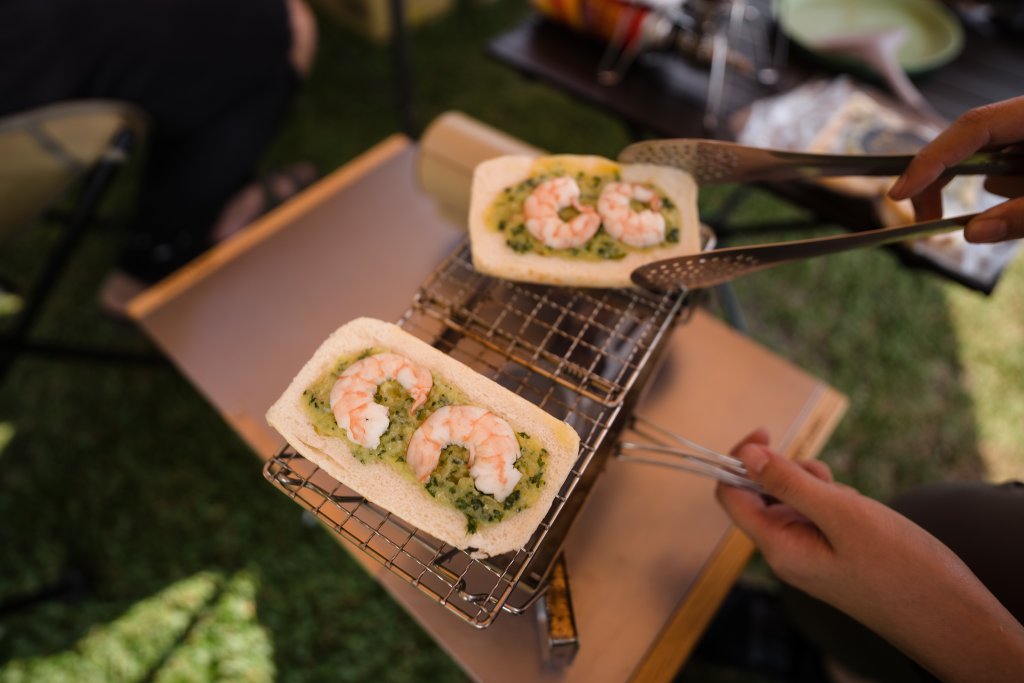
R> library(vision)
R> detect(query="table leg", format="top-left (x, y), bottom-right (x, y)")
top-left (388, 0), bottom-right (416, 137)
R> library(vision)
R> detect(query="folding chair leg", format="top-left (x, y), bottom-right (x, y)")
top-left (0, 129), bottom-right (133, 381)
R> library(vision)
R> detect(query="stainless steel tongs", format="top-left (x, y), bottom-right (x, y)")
top-left (617, 138), bottom-right (1024, 186)
top-left (631, 213), bottom-right (977, 291)
top-left (616, 138), bottom-right (1024, 291)
top-left (617, 415), bottom-right (766, 494)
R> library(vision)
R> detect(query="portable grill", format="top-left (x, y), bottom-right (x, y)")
top-left (263, 239), bottom-right (690, 628)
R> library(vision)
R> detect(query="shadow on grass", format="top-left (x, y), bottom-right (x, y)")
top-left (0, 358), bottom-right (468, 683)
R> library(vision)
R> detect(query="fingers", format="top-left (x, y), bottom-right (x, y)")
top-left (717, 432), bottom-right (839, 548)
top-left (715, 452), bottom-right (833, 526)
top-left (729, 428), bottom-right (770, 456)
top-left (716, 429), bottom-right (771, 526)
top-left (800, 458), bottom-right (833, 483)
top-left (965, 196), bottom-right (1024, 242)
top-left (733, 443), bottom-right (844, 535)
top-left (982, 175), bottom-right (1024, 199)
top-left (715, 449), bottom-right (838, 581)
top-left (715, 478), bottom-right (768, 535)
top-left (908, 181), bottom-right (949, 222)
top-left (715, 429), bottom-right (776, 540)
top-left (890, 97), bottom-right (1024, 201)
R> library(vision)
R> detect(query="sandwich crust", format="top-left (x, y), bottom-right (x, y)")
top-left (468, 154), bottom-right (701, 288)
top-left (266, 317), bottom-right (581, 557)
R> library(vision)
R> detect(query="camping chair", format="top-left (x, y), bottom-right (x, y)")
top-left (0, 99), bottom-right (152, 382)
top-left (0, 99), bottom-right (158, 614)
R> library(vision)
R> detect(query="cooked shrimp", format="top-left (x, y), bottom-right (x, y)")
top-left (523, 176), bottom-right (601, 249)
top-left (597, 181), bottom-right (666, 247)
top-left (407, 405), bottom-right (522, 502)
top-left (329, 353), bottom-right (432, 449)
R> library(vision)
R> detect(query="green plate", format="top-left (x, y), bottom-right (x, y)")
top-left (776, 0), bottom-right (965, 75)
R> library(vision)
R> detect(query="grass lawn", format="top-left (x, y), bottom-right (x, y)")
top-left (1, 1), bottom-right (1021, 681)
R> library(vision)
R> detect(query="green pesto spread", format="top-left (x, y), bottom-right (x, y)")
top-left (302, 349), bottom-right (547, 533)
top-left (485, 158), bottom-right (681, 260)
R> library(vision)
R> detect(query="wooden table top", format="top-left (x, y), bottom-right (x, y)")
top-left (129, 133), bottom-right (847, 682)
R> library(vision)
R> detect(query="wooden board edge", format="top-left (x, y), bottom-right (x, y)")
top-left (629, 527), bottom-right (756, 683)
top-left (126, 134), bottom-right (411, 321)
top-left (785, 386), bottom-right (848, 464)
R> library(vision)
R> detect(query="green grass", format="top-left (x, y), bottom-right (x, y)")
top-left (1, 1), bottom-right (1022, 681)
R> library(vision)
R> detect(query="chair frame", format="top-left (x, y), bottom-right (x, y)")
top-left (0, 103), bottom-right (164, 382)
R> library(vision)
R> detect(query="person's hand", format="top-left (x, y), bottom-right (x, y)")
top-left (716, 431), bottom-right (947, 614)
top-left (716, 431), bottom-right (1024, 683)
top-left (888, 95), bottom-right (1024, 243)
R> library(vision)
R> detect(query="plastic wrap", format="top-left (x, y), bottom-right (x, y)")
top-left (732, 77), bottom-right (1021, 291)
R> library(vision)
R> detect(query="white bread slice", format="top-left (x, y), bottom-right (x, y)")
top-left (468, 155), bottom-right (701, 288)
top-left (266, 317), bottom-right (581, 557)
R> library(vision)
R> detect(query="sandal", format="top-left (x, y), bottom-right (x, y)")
top-left (210, 161), bottom-right (319, 243)
top-left (101, 162), bottom-right (319, 320)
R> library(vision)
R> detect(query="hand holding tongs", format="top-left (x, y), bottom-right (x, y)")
top-left (617, 139), bottom-right (1024, 291)
top-left (617, 138), bottom-right (1024, 186)
top-left (618, 415), bottom-right (766, 495)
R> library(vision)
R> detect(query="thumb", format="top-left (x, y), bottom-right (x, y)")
top-left (737, 444), bottom-right (843, 534)
top-left (965, 197), bottom-right (1024, 243)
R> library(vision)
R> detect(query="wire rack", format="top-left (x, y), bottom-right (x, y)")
top-left (263, 241), bottom-right (688, 627)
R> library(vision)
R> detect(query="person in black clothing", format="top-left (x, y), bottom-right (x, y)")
top-left (0, 0), bottom-right (317, 305)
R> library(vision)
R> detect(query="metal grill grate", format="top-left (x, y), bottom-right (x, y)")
top-left (263, 241), bottom-right (687, 627)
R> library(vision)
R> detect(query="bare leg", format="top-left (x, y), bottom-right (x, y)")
top-left (206, 0), bottom-right (319, 242)
top-left (101, 0), bottom-right (318, 315)
top-left (287, 0), bottom-right (318, 77)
